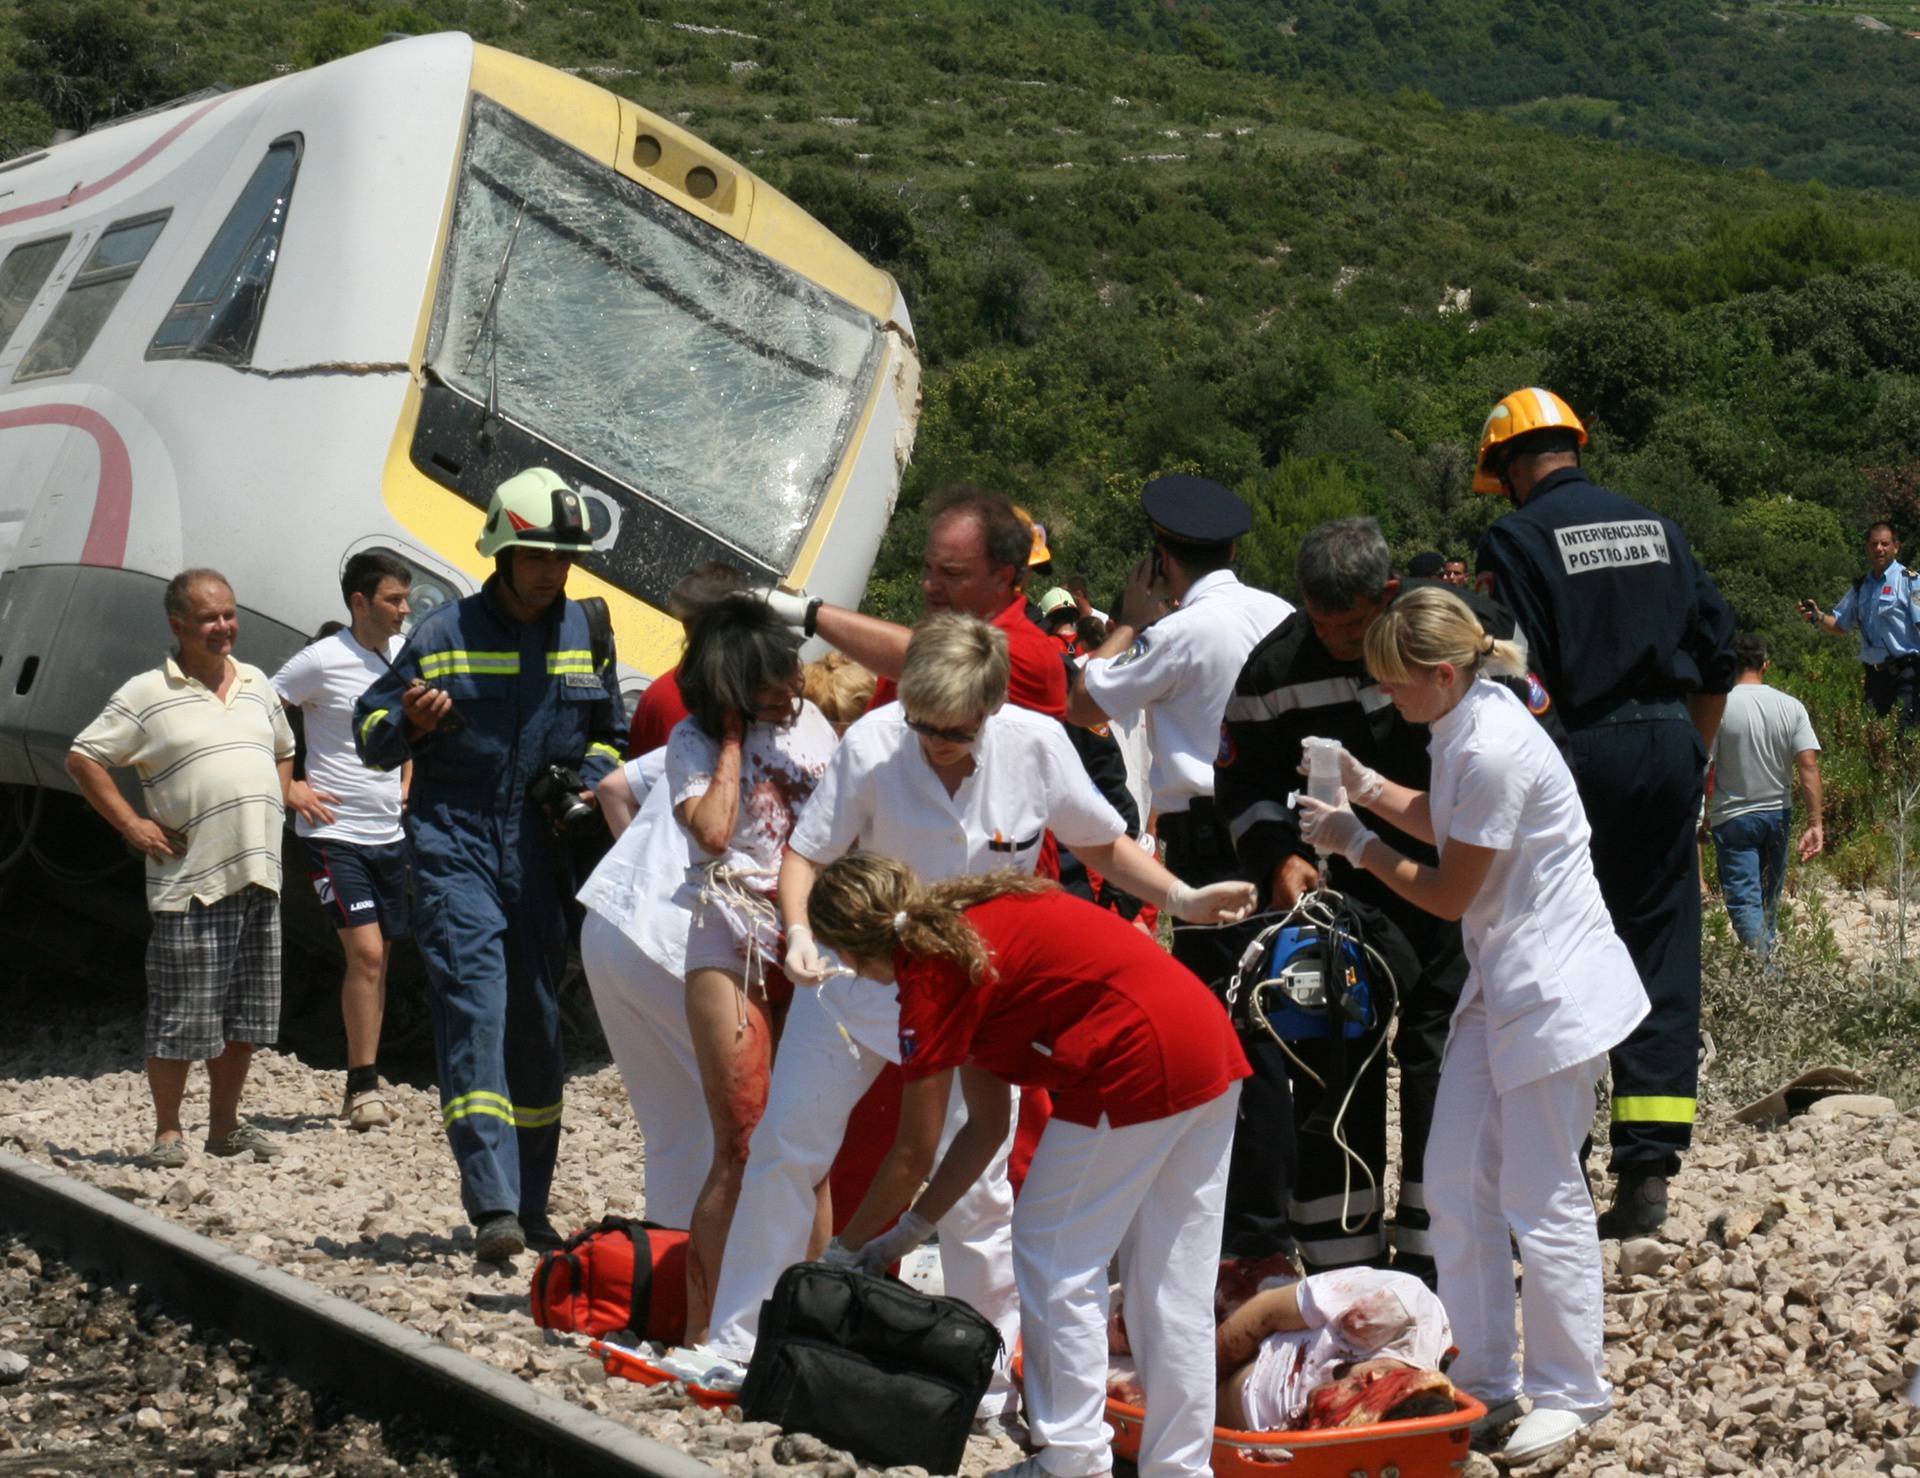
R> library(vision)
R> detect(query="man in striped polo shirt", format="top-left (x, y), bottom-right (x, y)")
top-left (68, 568), bottom-right (298, 1168)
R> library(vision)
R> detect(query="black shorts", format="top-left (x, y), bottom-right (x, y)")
top-left (303, 836), bottom-right (411, 939)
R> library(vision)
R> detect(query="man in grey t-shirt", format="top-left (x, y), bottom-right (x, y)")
top-left (1707, 634), bottom-right (1824, 953)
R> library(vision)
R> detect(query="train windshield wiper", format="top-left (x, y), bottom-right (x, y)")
top-left (461, 198), bottom-right (525, 445)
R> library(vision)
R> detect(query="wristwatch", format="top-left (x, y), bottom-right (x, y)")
top-left (804, 597), bottom-right (823, 638)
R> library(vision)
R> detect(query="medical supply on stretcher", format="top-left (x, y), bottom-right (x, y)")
top-left (590, 1337), bottom-right (742, 1410)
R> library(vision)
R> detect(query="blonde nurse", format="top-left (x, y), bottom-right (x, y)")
top-left (1297, 586), bottom-right (1647, 1467)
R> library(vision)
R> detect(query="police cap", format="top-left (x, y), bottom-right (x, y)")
top-left (1141, 474), bottom-right (1252, 547)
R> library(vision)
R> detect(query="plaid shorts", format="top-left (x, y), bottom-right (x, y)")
top-left (145, 885), bottom-right (282, 1060)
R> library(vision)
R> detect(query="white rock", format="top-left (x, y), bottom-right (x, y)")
top-left (1808, 1094), bottom-right (1898, 1121)
top-left (1617, 1238), bottom-right (1677, 1277)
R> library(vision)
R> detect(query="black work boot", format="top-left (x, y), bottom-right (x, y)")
top-left (474, 1212), bottom-right (526, 1264)
top-left (1595, 1170), bottom-right (1668, 1239)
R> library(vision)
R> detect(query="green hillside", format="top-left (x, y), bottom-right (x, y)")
top-left (4, 0), bottom-right (1919, 675)
top-left (1051, 1), bottom-right (1920, 197)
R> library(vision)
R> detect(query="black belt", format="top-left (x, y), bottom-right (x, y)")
top-left (1568, 697), bottom-right (1689, 730)
top-left (1867, 654), bottom-right (1920, 671)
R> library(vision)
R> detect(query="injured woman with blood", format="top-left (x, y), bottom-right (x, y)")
top-left (1153, 1265), bottom-right (1452, 1431)
top-left (806, 857), bottom-right (1250, 1478)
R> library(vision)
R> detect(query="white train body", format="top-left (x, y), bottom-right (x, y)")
top-left (0, 33), bottom-right (919, 792)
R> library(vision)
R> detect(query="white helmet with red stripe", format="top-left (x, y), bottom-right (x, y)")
top-left (476, 467), bottom-right (595, 557)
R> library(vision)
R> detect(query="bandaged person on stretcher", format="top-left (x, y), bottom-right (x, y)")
top-left (1109, 1267), bottom-right (1456, 1433)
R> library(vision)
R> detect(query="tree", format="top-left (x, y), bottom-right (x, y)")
top-left (12, 0), bottom-right (179, 133)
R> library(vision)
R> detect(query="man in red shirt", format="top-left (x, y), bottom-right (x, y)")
top-left (759, 485), bottom-right (1067, 720)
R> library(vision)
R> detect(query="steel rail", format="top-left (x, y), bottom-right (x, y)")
top-left (0, 1150), bottom-right (718, 1478)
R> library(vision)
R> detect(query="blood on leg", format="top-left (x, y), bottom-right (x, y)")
top-left (684, 966), bottom-right (777, 1341)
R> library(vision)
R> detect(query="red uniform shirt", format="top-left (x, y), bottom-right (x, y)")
top-left (895, 891), bottom-right (1249, 1128)
top-left (870, 597), bottom-right (1069, 720)
top-left (629, 665), bottom-right (689, 758)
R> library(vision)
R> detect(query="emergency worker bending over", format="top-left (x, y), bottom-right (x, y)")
top-left (355, 468), bottom-right (626, 1263)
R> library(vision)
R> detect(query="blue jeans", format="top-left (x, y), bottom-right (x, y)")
top-left (1711, 809), bottom-right (1791, 954)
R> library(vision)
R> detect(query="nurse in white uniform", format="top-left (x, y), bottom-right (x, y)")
top-left (1296, 585), bottom-right (1648, 1468)
top-left (704, 613), bottom-right (1256, 1407)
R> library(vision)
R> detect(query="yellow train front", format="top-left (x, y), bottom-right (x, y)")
top-left (392, 39), bottom-right (922, 688)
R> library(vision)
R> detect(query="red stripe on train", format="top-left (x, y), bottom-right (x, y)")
top-left (0, 405), bottom-right (134, 567)
top-left (0, 95), bottom-right (230, 230)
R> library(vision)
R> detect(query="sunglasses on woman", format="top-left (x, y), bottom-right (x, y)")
top-left (905, 715), bottom-right (981, 746)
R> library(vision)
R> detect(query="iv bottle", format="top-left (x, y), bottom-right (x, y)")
top-left (1303, 736), bottom-right (1342, 806)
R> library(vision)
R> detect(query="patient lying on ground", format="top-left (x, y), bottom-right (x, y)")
top-left (1111, 1263), bottom-right (1456, 1432)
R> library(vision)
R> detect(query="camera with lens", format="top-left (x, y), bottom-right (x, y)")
top-left (529, 763), bottom-right (597, 835)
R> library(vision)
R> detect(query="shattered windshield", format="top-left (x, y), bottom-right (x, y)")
top-left (427, 97), bottom-right (883, 572)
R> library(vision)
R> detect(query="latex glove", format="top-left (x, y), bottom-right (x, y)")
top-left (821, 1238), bottom-right (862, 1270)
top-left (757, 585), bottom-right (817, 633)
top-left (1296, 789), bottom-right (1378, 868)
top-left (1297, 739), bottom-right (1386, 808)
top-left (1163, 878), bottom-right (1258, 925)
top-left (858, 1210), bottom-right (934, 1274)
top-left (784, 923), bottom-right (832, 986)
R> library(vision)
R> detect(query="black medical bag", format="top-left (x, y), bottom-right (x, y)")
top-left (739, 1261), bottom-right (1002, 1474)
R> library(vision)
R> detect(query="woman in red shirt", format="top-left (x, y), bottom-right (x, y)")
top-left (808, 855), bottom-right (1250, 1478)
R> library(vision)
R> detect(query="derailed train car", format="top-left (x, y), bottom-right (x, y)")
top-left (0, 32), bottom-right (920, 813)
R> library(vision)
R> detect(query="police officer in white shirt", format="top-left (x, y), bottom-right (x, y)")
top-left (1068, 475), bottom-right (1294, 988)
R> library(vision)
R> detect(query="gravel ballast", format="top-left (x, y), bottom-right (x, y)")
top-left (2, 989), bottom-right (1916, 1476)
top-left (0, 1229), bottom-right (479, 1474)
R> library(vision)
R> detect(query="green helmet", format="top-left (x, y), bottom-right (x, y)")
top-left (476, 467), bottom-right (594, 558)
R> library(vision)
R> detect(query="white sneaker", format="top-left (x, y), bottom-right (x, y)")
top-left (990, 1460), bottom-right (1099, 1478)
top-left (1500, 1405), bottom-right (1607, 1464)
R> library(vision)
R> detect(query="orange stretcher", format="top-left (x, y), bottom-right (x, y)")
top-left (589, 1338), bottom-right (741, 1411)
top-left (1016, 1354), bottom-right (1483, 1478)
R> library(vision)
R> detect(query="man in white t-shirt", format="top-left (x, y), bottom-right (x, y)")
top-left (1707, 634), bottom-right (1823, 955)
top-left (272, 552), bottom-right (413, 1128)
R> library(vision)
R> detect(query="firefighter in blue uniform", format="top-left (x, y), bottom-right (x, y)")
top-left (1472, 389), bottom-right (1736, 1239)
top-left (355, 468), bottom-right (625, 1263)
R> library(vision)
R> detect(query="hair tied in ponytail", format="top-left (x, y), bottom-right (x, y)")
top-left (1480, 633), bottom-right (1496, 656)
top-left (893, 910), bottom-right (910, 934)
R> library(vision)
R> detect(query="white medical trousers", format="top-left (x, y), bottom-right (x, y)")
top-left (707, 987), bottom-right (1024, 1412)
top-left (1015, 1086), bottom-right (1237, 1478)
top-left (579, 912), bottom-right (709, 1228)
top-left (1427, 994), bottom-right (1611, 1413)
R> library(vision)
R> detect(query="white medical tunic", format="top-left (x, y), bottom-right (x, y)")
top-left (574, 750), bottom-right (690, 975)
top-left (1426, 680), bottom-right (1649, 1093)
top-left (786, 702), bottom-right (1127, 1056)
top-left (1080, 570), bottom-right (1292, 815)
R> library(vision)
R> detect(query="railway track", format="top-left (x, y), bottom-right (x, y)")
top-left (0, 1151), bottom-right (716, 1478)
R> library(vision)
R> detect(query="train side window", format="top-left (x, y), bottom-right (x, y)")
top-left (14, 212), bottom-right (170, 381)
top-left (148, 135), bottom-right (302, 364)
top-left (0, 236), bottom-right (70, 353)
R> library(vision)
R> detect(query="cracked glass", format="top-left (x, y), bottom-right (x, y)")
top-left (427, 97), bottom-right (884, 572)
